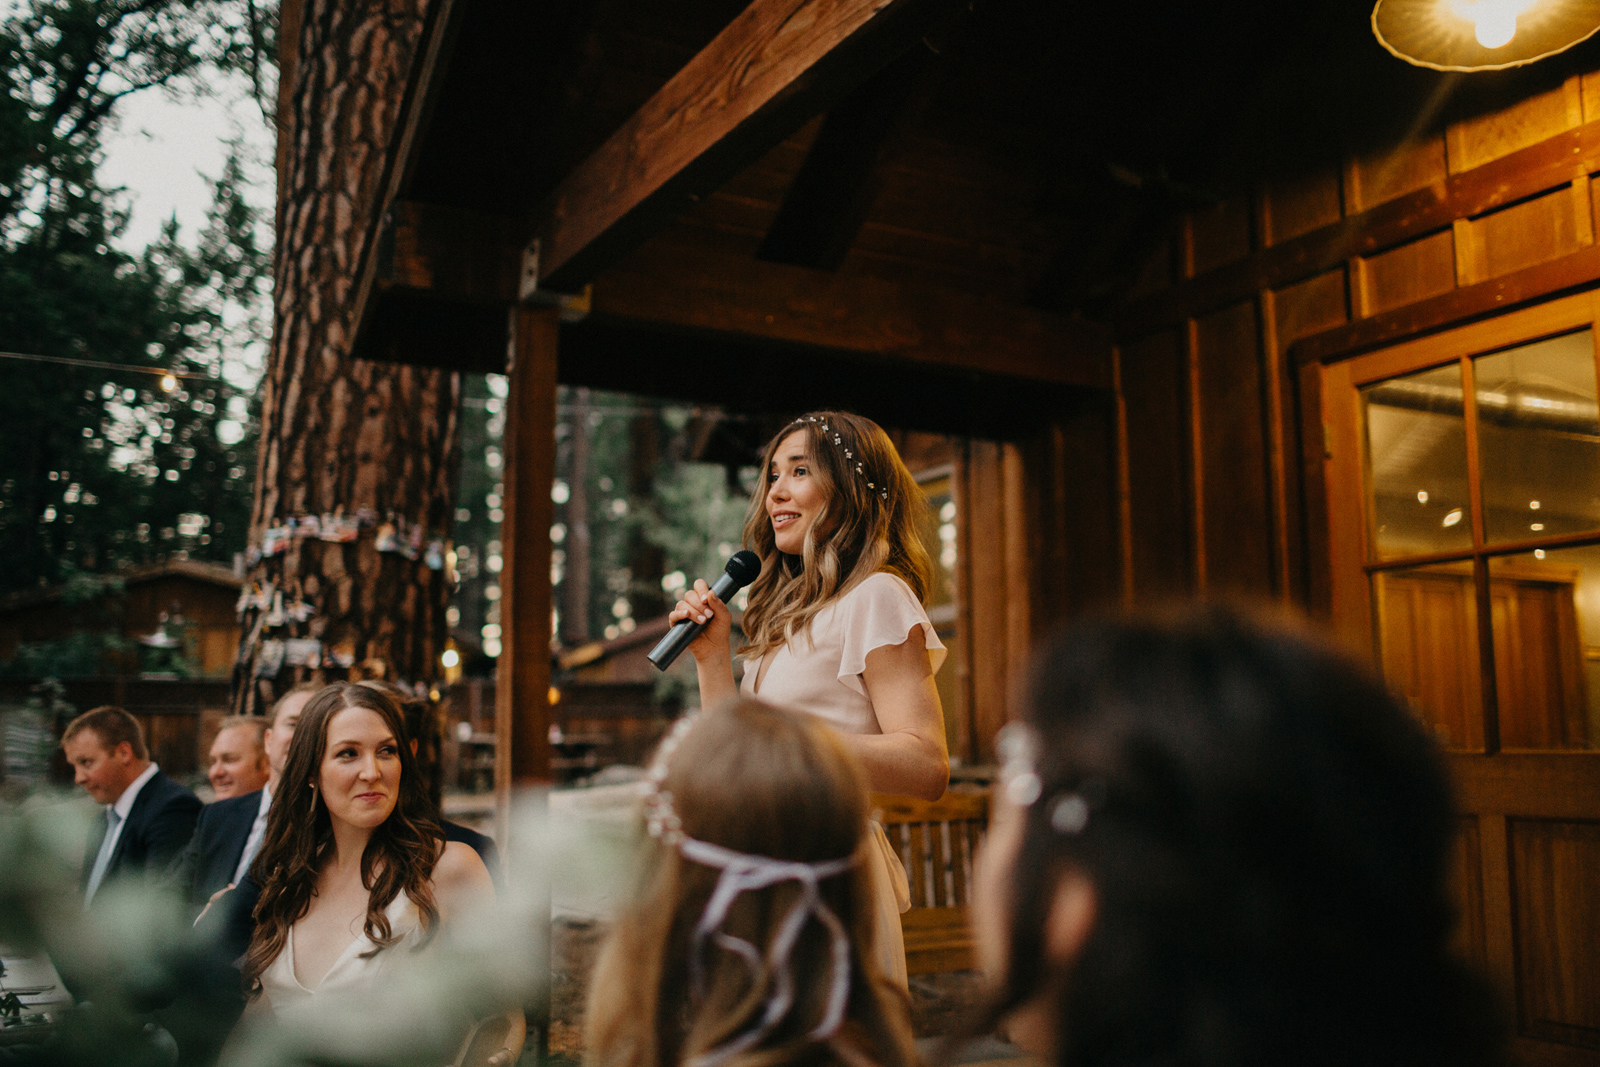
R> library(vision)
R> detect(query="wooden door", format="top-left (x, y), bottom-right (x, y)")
top-left (1322, 291), bottom-right (1600, 1066)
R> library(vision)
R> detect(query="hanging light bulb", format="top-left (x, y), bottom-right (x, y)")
top-left (1373, 0), bottom-right (1600, 72)
top-left (1450, 0), bottom-right (1526, 46)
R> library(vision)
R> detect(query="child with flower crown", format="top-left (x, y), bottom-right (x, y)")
top-left (668, 411), bottom-right (948, 991)
top-left (586, 699), bottom-right (920, 1067)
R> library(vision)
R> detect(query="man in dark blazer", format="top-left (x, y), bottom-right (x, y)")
top-left (61, 706), bottom-right (200, 906)
top-left (168, 688), bottom-right (317, 907)
top-left (167, 781), bottom-right (264, 908)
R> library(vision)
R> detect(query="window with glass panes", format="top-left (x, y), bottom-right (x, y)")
top-left (1330, 303), bottom-right (1600, 754)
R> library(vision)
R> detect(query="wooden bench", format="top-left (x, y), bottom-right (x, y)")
top-left (873, 786), bottom-right (990, 975)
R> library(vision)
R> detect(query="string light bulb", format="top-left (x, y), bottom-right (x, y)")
top-left (159, 372), bottom-right (178, 392)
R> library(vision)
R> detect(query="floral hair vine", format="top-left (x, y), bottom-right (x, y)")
top-left (798, 415), bottom-right (888, 502)
top-left (638, 712), bottom-right (859, 1067)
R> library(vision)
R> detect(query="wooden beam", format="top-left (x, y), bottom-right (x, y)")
top-left (528, 0), bottom-right (953, 292)
top-left (497, 306), bottom-right (558, 793)
top-left (381, 201), bottom-right (522, 305)
top-left (1121, 119), bottom-right (1600, 337)
top-left (373, 203), bottom-right (1112, 386)
top-left (353, 288), bottom-right (510, 373)
top-left (591, 241), bottom-right (1113, 387)
top-left (1289, 243), bottom-right (1600, 367)
top-left (755, 44), bottom-right (931, 270)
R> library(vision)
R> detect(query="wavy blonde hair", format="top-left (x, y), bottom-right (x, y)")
top-left (738, 411), bottom-right (932, 660)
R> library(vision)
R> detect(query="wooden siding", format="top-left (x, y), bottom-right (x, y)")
top-left (1115, 70), bottom-right (1600, 607)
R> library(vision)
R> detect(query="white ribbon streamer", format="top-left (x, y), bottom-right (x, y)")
top-left (678, 836), bottom-right (857, 1067)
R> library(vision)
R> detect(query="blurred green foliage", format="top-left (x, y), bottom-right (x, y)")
top-left (0, 630), bottom-right (133, 679)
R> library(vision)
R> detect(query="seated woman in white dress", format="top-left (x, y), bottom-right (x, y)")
top-left (669, 411), bottom-right (949, 992)
top-left (586, 698), bottom-right (919, 1067)
top-left (239, 682), bottom-right (523, 1062)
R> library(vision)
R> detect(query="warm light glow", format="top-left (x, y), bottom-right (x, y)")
top-left (1442, 508), bottom-right (1464, 527)
top-left (1448, 0), bottom-right (1534, 50)
top-left (1377, 0), bottom-right (1600, 73)
top-left (160, 372), bottom-right (178, 392)
top-left (1417, 490), bottom-right (1430, 504)
top-left (1476, 6), bottom-right (1517, 46)
top-left (440, 648), bottom-right (460, 669)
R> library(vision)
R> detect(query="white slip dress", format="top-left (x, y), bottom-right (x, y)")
top-left (259, 892), bottom-right (425, 1010)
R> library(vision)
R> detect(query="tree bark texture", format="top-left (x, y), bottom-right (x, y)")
top-left (235, 0), bottom-right (459, 714)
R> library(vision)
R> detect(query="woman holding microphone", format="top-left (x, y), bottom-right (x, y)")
top-left (670, 410), bottom-right (949, 992)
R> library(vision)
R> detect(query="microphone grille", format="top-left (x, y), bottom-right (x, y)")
top-left (724, 550), bottom-right (762, 587)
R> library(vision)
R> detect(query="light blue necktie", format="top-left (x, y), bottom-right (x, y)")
top-left (84, 807), bottom-right (122, 905)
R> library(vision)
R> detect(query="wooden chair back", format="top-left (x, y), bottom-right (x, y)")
top-left (872, 785), bottom-right (990, 975)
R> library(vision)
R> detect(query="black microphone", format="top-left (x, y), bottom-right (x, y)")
top-left (648, 550), bottom-right (762, 671)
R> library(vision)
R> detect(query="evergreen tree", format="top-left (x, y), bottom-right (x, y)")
top-left (0, 0), bottom-right (270, 597)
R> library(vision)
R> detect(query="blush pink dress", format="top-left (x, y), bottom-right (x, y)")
top-left (739, 571), bottom-right (947, 992)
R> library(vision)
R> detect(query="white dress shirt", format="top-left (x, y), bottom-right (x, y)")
top-left (232, 783), bottom-right (274, 885)
top-left (85, 761), bottom-right (160, 904)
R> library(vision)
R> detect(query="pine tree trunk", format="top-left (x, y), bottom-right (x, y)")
top-left (234, 0), bottom-right (458, 714)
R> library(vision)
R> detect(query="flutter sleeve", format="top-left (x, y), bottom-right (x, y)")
top-left (836, 573), bottom-right (947, 696)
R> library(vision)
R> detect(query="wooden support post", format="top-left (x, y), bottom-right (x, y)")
top-left (496, 306), bottom-right (558, 802)
top-left (496, 304), bottom-right (558, 1060)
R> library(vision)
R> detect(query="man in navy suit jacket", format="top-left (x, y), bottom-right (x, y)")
top-left (168, 688), bottom-right (317, 906)
top-left (168, 786), bottom-right (265, 906)
top-left (62, 707), bottom-right (200, 906)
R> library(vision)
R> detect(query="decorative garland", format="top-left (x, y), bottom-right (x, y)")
top-left (245, 509), bottom-right (449, 569)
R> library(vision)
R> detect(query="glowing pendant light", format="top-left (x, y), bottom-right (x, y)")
top-left (1373, 0), bottom-right (1600, 71)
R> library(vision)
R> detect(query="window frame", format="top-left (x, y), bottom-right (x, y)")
top-left (1322, 289), bottom-right (1600, 753)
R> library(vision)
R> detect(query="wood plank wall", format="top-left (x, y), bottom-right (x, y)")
top-left (1115, 71), bottom-right (1600, 610)
top-left (949, 403), bottom-right (1120, 763)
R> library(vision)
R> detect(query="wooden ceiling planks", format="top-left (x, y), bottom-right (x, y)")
top-left (346, 0), bottom-right (1155, 396)
top-left (528, 0), bottom-right (961, 290)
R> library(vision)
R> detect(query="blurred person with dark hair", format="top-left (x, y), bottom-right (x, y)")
top-left (359, 681), bottom-right (501, 886)
top-left (586, 698), bottom-right (919, 1067)
top-left (207, 716), bottom-right (270, 801)
top-left (170, 686), bottom-right (317, 908)
top-left (238, 683), bottom-right (523, 1059)
top-left (969, 605), bottom-right (1506, 1067)
top-left (62, 706), bottom-right (200, 907)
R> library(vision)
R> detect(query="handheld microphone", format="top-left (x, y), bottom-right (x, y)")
top-left (648, 550), bottom-right (762, 671)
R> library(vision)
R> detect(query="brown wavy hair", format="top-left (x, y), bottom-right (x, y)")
top-left (585, 698), bottom-right (918, 1067)
top-left (241, 682), bottom-right (444, 995)
top-left (739, 412), bottom-right (932, 659)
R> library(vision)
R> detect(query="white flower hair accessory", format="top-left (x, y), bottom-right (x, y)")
top-left (638, 711), bottom-right (860, 1067)
top-left (797, 415), bottom-right (888, 502)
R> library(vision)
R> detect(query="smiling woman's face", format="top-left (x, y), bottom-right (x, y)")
top-left (766, 429), bottom-right (830, 555)
top-left (317, 706), bottom-right (401, 831)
